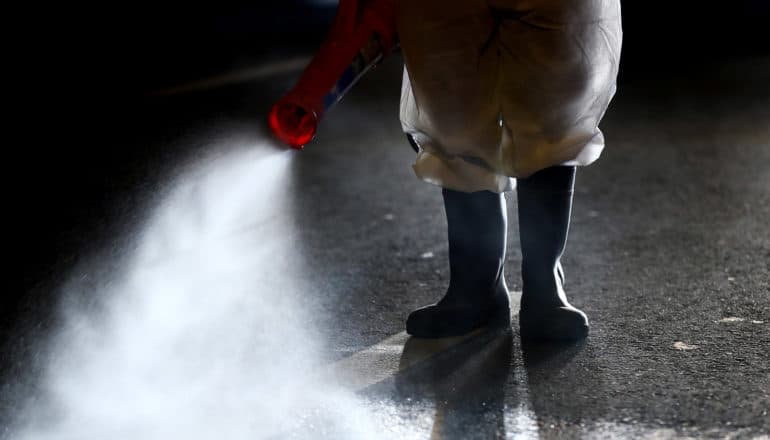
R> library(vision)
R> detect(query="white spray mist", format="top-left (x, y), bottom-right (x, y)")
top-left (13, 140), bottom-right (384, 440)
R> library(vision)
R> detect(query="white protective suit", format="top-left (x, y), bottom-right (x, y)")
top-left (396, 0), bottom-right (623, 193)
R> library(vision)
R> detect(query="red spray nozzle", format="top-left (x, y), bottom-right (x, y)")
top-left (268, 0), bottom-right (396, 149)
top-left (268, 100), bottom-right (318, 149)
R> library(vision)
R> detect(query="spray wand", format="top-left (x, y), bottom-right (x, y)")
top-left (268, 0), bottom-right (396, 149)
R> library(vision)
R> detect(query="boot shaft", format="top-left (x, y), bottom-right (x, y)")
top-left (442, 188), bottom-right (508, 296)
top-left (517, 166), bottom-right (576, 306)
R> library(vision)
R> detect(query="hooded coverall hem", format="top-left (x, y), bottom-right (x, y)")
top-left (411, 130), bottom-right (604, 194)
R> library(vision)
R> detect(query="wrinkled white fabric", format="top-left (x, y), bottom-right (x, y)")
top-left (397, 0), bottom-right (623, 193)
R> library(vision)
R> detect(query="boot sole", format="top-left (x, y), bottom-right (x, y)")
top-left (519, 314), bottom-right (589, 342)
top-left (406, 308), bottom-right (512, 339)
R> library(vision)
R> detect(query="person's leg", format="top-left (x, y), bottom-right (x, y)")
top-left (517, 165), bottom-right (589, 341)
top-left (406, 189), bottom-right (510, 338)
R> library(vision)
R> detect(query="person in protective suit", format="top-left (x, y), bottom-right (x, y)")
top-left (397, 0), bottom-right (623, 341)
top-left (272, 0), bottom-right (622, 341)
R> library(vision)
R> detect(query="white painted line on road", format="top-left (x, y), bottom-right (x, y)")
top-left (322, 330), bottom-right (479, 391)
top-left (153, 56), bottom-right (312, 96)
top-left (323, 291), bottom-right (522, 391)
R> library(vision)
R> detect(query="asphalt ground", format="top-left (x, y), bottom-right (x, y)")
top-left (5, 53), bottom-right (770, 439)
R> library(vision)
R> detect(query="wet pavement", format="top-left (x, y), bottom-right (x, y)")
top-left (6, 53), bottom-right (770, 439)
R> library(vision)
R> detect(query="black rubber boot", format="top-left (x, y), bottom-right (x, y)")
top-left (406, 189), bottom-right (511, 338)
top-left (517, 166), bottom-right (589, 341)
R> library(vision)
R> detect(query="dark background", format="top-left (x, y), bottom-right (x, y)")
top-left (12, 0), bottom-right (770, 321)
